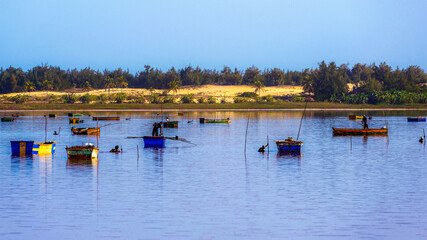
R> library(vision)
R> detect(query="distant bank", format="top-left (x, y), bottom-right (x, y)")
top-left (0, 85), bottom-right (426, 111)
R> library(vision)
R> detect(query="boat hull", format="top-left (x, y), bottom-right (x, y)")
top-left (68, 113), bottom-right (84, 117)
top-left (66, 146), bottom-right (99, 159)
top-left (71, 127), bottom-right (100, 135)
top-left (332, 127), bottom-right (388, 136)
top-left (11, 141), bottom-right (34, 155)
top-left (69, 118), bottom-right (84, 124)
top-left (143, 136), bottom-right (166, 148)
top-left (32, 142), bottom-right (56, 154)
top-left (348, 115), bottom-right (363, 120)
top-left (162, 121), bottom-right (178, 128)
top-left (93, 116), bottom-right (120, 121)
top-left (1, 117), bottom-right (15, 122)
top-left (199, 118), bottom-right (231, 123)
top-left (276, 140), bottom-right (303, 153)
top-left (407, 117), bottom-right (426, 122)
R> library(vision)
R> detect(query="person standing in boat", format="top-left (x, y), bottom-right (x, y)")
top-left (152, 122), bottom-right (160, 136)
top-left (362, 115), bottom-right (369, 129)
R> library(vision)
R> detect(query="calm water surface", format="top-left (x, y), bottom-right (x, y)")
top-left (0, 110), bottom-right (426, 239)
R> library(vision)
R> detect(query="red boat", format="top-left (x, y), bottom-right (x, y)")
top-left (332, 127), bottom-right (388, 136)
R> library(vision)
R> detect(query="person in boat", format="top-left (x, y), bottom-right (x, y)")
top-left (258, 144), bottom-right (268, 152)
top-left (362, 115), bottom-right (369, 129)
top-left (110, 145), bottom-right (120, 153)
top-left (53, 131), bottom-right (58, 135)
top-left (420, 136), bottom-right (425, 143)
top-left (152, 122), bottom-right (160, 136)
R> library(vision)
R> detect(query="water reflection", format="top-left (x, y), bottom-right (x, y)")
top-left (67, 158), bottom-right (99, 168)
top-left (10, 155), bottom-right (33, 172)
top-left (1, 110), bottom-right (427, 239)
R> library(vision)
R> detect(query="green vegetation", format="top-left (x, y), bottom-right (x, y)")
top-left (0, 62), bottom-right (426, 105)
top-left (9, 94), bottom-right (30, 104)
top-left (237, 92), bottom-right (258, 98)
top-left (0, 102), bottom-right (425, 111)
top-left (181, 94), bottom-right (194, 104)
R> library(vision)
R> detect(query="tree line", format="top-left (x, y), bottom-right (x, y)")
top-left (1, 62), bottom-right (426, 102)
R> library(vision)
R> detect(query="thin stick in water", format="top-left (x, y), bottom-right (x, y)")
top-left (244, 115), bottom-right (250, 156)
top-left (297, 101), bottom-right (308, 141)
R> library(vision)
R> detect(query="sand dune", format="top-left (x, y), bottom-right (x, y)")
top-left (2, 85), bottom-right (304, 98)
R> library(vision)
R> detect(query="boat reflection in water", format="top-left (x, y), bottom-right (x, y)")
top-left (67, 157), bottom-right (98, 167)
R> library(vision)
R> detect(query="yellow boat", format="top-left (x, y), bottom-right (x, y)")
top-left (32, 141), bottom-right (56, 155)
top-left (348, 115), bottom-right (363, 120)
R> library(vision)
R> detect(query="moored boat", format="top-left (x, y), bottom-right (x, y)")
top-left (349, 115), bottom-right (363, 120)
top-left (332, 127), bottom-right (388, 136)
top-left (276, 137), bottom-right (303, 153)
top-left (407, 117), bottom-right (426, 122)
top-left (69, 118), bottom-right (84, 124)
top-left (93, 116), bottom-right (120, 121)
top-left (162, 121), bottom-right (178, 128)
top-left (68, 113), bottom-right (85, 117)
top-left (66, 144), bottom-right (99, 160)
top-left (32, 141), bottom-right (56, 154)
top-left (199, 118), bottom-right (231, 123)
top-left (143, 136), bottom-right (166, 148)
top-left (71, 126), bottom-right (100, 135)
top-left (1, 117), bottom-right (15, 122)
top-left (48, 114), bottom-right (56, 118)
top-left (10, 141), bottom-right (34, 155)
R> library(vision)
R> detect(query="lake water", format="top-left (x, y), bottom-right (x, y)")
top-left (0, 110), bottom-right (426, 239)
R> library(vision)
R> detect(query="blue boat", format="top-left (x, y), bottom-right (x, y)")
top-left (275, 137), bottom-right (303, 153)
top-left (143, 136), bottom-right (166, 148)
top-left (407, 117), bottom-right (426, 122)
top-left (11, 141), bottom-right (34, 155)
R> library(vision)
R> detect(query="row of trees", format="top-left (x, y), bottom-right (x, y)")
top-left (1, 62), bottom-right (426, 101)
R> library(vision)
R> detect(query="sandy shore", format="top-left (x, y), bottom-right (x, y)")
top-left (1, 108), bottom-right (426, 113)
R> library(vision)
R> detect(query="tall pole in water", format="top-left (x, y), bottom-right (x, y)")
top-left (244, 115), bottom-right (250, 156)
top-left (297, 101), bottom-right (308, 141)
top-left (44, 115), bottom-right (47, 143)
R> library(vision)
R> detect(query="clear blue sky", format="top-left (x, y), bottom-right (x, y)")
top-left (1, 0), bottom-right (426, 73)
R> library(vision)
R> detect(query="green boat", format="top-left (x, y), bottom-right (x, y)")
top-left (199, 118), bottom-right (231, 124)
top-left (68, 113), bottom-right (85, 117)
top-left (66, 145), bottom-right (99, 160)
top-left (1, 117), bottom-right (15, 122)
top-left (162, 121), bottom-right (178, 128)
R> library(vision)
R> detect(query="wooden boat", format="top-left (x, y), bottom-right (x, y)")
top-left (349, 115), bottom-right (363, 120)
top-left (32, 141), bottom-right (56, 154)
top-left (199, 118), bottom-right (231, 124)
top-left (143, 136), bottom-right (166, 148)
top-left (178, 112), bottom-right (184, 116)
top-left (48, 114), bottom-right (56, 118)
top-left (71, 126), bottom-right (100, 135)
top-left (69, 118), bottom-right (84, 124)
top-left (1, 117), bottom-right (15, 122)
top-left (407, 117), bottom-right (426, 122)
top-left (162, 121), bottom-right (178, 128)
top-left (332, 127), bottom-right (388, 136)
top-left (66, 145), bottom-right (99, 160)
top-left (275, 137), bottom-right (303, 153)
top-left (93, 116), bottom-right (120, 121)
top-left (11, 141), bottom-right (34, 155)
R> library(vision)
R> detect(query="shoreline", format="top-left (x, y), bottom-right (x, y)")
top-left (1, 108), bottom-right (427, 113)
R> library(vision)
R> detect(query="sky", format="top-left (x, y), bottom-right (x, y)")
top-left (1, 0), bottom-right (426, 73)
